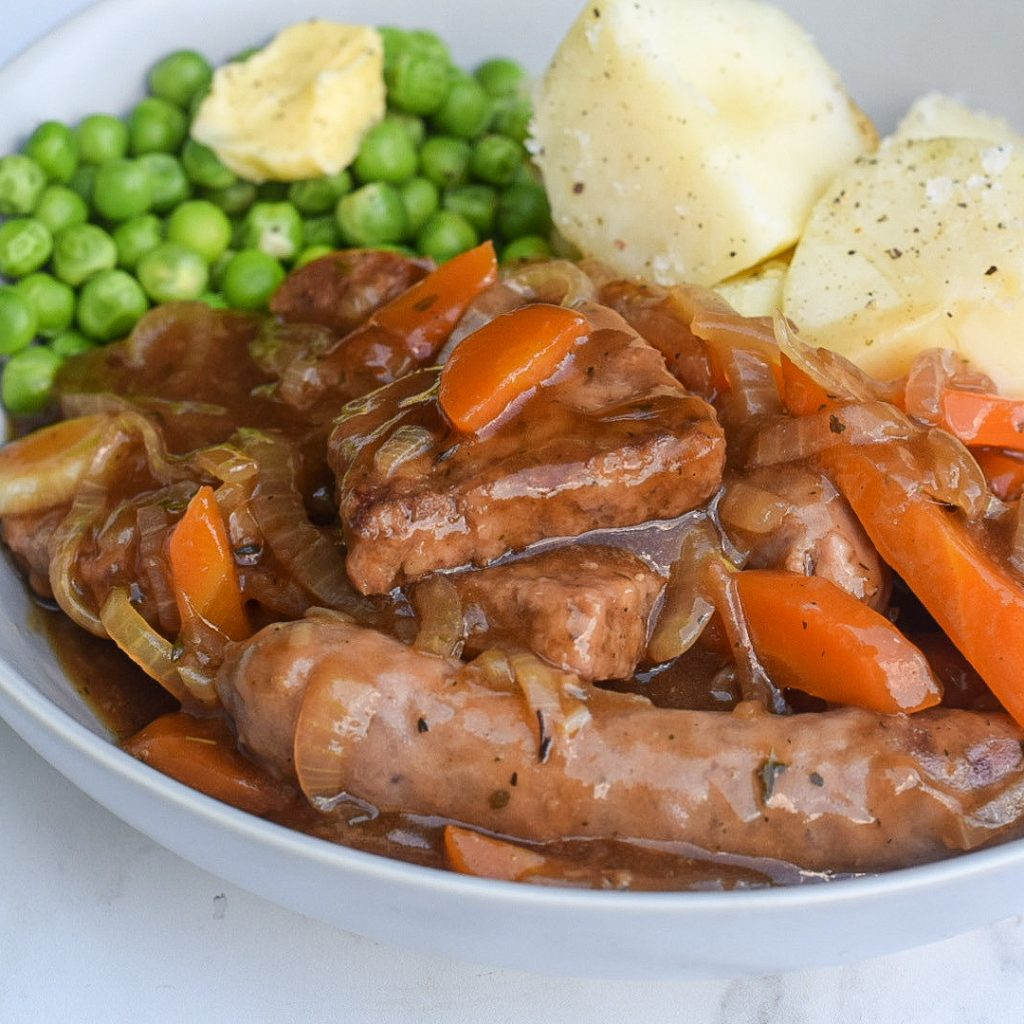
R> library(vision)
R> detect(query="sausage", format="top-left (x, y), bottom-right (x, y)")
top-left (216, 613), bottom-right (1024, 874)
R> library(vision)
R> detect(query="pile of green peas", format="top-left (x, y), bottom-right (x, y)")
top-left (0, 27), bottom-right (553, 417)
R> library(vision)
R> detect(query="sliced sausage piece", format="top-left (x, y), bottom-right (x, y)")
top-left (330, 307), bottom-right (726, 594)
top-left (428, 545), bottom-right (664, 681)
top-left (217, 614), bottom-right (1024, 875)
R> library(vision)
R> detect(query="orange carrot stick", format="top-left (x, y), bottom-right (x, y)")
top-left (124, 712), bottom-right (292, 816)
top-left (443, 824), bottom-right (550, 881)
top-left (974, 447), bottom-right (1024, 500)
top-left (825, 444), bottom-right (1024, 727)
top-left (167, 485), bottom-right (248, 641)
top-left (371, 240), bottom-right (498, 360)
top-left (940, 388), bottom-right (1024, 449)
top-left (735, 569), bottom-right (941, 714)
top-left (779, 353), bottom-right (838, 416)
top-left (439, 303), bottom-right (588, 434)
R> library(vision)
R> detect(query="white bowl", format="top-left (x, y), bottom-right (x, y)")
top-left (2, 0), bottom-right (1024, 981)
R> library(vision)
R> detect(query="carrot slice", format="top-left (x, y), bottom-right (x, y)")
top-left (124, 712), bottom-right (291, 816)
top-left (371, 240), bottom-right (498, 360)
top-left (940, 388), bottom-right (1024, 449)
top-left (735, 570), bottom-right (941, 714)
top-left (167, 484), bottom-right (248, 641)
top-left (439, 303), bottom-right (588, 434)
top-left (825, 444), bottom-right (1024, 727)
top-left (779, 353), bottom-right (837, 416)
top-left (974, 447), bottom-right (1024, 500)
top-left (443, 825), bottom-right (549, 881)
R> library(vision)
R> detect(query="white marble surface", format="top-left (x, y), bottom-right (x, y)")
top-left (2, 3), bottom-right (1024, 1022)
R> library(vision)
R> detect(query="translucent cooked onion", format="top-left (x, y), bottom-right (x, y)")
top-left (293, 669), bottom-right (381, 809)
top-left (720, 348), bottom-right (782, 419)
top-left (412, 574), bottom-right (464, 657)
top-left (773, 314), bottom-right (901, 405)
top-left (372, 424), bottom-right (436, 479)
top-left (0, 414), bottom-right (110, 516)
top-left (921, 428), bottom-right (998, 520)
top-left (99, 587), bottom-right (189, 704)
top-left (717, 482), bottom-right (790, 536)
top-left (647, 527), bottom-right (718, 666)
top-left (510, 651), bottom-right (591, 754)
top-left (749, 402), bottom-right (916, 467)
top-left (689, 307), bottom-right (779, 364)
top-left (904, 348), bottom-right (994, 422)
top-left (243, 433), bottom-right (374, 620)
top-left (135, 501), bottom-right (182, 636)
top-left (504, 260), bottom-right (596, 309)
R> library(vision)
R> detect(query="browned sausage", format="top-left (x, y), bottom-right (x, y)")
top-left (217, 613), bottom-right (1024, 875)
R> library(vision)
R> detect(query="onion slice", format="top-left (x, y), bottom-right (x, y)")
top-left (412, 574), bottom-right (464, 657)
top-left (99, 587), bottom-right (189, 704)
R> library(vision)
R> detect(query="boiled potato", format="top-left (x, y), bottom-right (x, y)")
top-left (531, 0), bottom-right (876, 287)
top-left (714, 257), bottom-right (790, 316)
top-left (889, 93), bottom-right (1021, 147)
top-left (783, 137), bottom-right (1024, 394)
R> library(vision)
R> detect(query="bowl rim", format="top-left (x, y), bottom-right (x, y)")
top-left (2, 0), bottom-right (1024, 922)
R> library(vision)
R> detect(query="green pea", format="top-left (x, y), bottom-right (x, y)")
top-left (0, 288), bottom-right (38, 356)
top-left (220, 249), bottom-right (285, 311)
top-left (379, 28), bottom-right (412, 75)
top-left (210, 248), bottom-right (236, 290)
top-left (418, 136), bottom-right (471, 188)
top-left (1, 346), bottom-right (63, 415)
top-left (201, 180), bottom-right (257, 217)
top-left (383, 111), bottom-right (426, 148)
top-left (416, 210), bottom-right (477, 263)
top-left (501, 235), bottom-right (552, 263)
top-left (490, 96), bottom-right (533, 143)
top-left (93, 159), bottom-right (154, 221)
top-left (442, 183), bottom-right (496, 236)
top-left (137, 152), bottom-right (191, 212)
top-left (148, 50), bottom-right (212, 109)
top-left (0, 154), bottom-right (47, 214)
top-left (0, 219), bottom-right (53, 277)
top-left (386, 53), bottom-right (451, 116)
top-left (76, 269), bottom-right (149, 341)
top-left (33, 185), bottom-right (89, 235)
top-left (302, 214), bottom-right (340, 249)
top-left (239, 201), bottom-right (304, 260)
top-left (128, 97), bottom-right (188, 155)
top-left (113, 214), bottom-right (164, 270)
top-left (354, 120), bottom-right (418, 184)
top-left (496, 182), bottom-right (551, 239)
top-left (52, 223), bottom-right (117, 286)
top-left (294, 244), bottom-right (334, 269)
top-left (13, 273), bottom-right (75, 336)
top-left (165, 199), bottom-right (232, 263)
top-left (68, 164), bottom-right (97, 206)
top-left (431, 78), bottom-right (493, 139)
top-left (48, 329), bottom-right (95, 357)
top-left (336, 182), bottom-right (408, 246)
top-left (181, 139), bottom-right (236, 190)
top-left (23, 122), bottom-right (78, 184)
top-left (407, 29), bottom-right (451, 64)
top-left (400, 176), bottom-right (440, 237)
top-left (475, 58), bottom-right (528, 99)
top-left (196, 292), bottom-right (228, 310)
top-left (288, 177), bottom-right (343, 216)
top-left (137, 241), bottom-right (209, 303)
top-left (469, 134), bottom-right (523, 186)
top-left (75, 115), bottom-right (128, 165)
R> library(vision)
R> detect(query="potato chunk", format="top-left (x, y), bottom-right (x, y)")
top-left (783, 137), bottom-right (1024, 395)
top-left (531, 0), bottom-right (876, 286)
